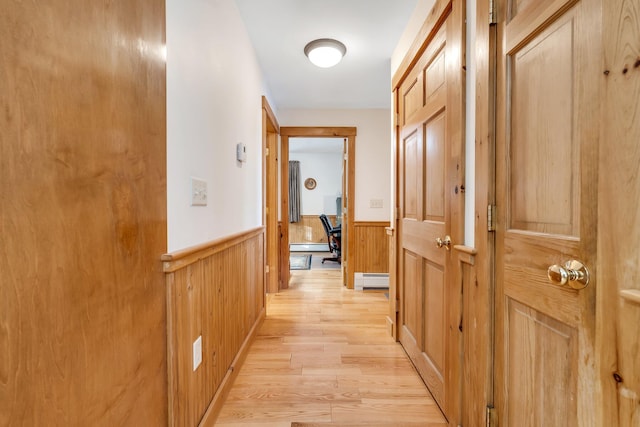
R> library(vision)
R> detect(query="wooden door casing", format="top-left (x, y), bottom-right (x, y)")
top-left (495, 0), bottom-right (601, 425)
top-left (599, 1), bottom-right (640, 425)
top-left (280, 128), bottom-right (356, 289)
top-left (262, 96), bottom-right (280, 294)
top-left (394, 0), bottom-right (465, 420)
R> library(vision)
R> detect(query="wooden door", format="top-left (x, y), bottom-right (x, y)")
top-left (395, 1), bottom-right (464, 417)
top-left (494, 0), bottom-right (601, 424)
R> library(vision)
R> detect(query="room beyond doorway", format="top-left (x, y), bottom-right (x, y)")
top-left (288, 137), bottom-right (343, 251)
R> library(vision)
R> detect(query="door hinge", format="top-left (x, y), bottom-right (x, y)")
top-left (486, 406), bottom-right (496, 427)
top-left (265, 265), bottom-right (270, 273)
top-left (265, 147), bottom-right (270, 156)
top-left (489, 0), bottom-right (497, 24)
top-left (488, 205), bottom-right (496, 232)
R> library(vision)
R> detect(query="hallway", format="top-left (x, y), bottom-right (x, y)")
top-left (215, 270), bottom-right (447, 426)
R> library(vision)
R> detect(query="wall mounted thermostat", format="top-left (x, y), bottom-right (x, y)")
top-left (236, 143), bottom-right (247, 162)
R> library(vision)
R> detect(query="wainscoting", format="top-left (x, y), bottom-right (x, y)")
top-left (352, 221), bottom-right (390, 274)
top-left (162, 227), bottom-right (265, 427)
top-left (289, 214), bottom-right (337, 244)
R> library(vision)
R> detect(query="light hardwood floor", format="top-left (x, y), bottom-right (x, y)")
top-left (215, 269), bottom-right (447, 426)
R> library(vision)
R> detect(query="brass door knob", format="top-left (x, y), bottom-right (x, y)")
top-left (435, 235), bottom-right (452, 250)
top-left (547, 260), bottom-right (590, 290)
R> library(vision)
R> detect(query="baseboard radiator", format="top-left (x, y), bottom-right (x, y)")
top-left (354, 272), bottom-right (389, 291)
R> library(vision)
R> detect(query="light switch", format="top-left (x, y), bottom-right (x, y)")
top-left (191, 177), bottom-right (207, 206)
top-left (193, 335), bottom-right (202, 371)
top-left (369, 199), bottom-right (383, 208)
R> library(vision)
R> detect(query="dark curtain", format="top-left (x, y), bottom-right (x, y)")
top-left (289, 160), bottom-right (301, 222)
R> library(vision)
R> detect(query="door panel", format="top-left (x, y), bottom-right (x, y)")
top-left (403, 250), bottom-right (422, 344)
top-left (425, 49), bottom-right (446, 98)
top-left (496, 0), bottom-right (600, 424)
top-left (507, 300), bottom-right (578, 426)
top-left (403, 131), bottom-right (419, 219)
top-left (509, 15), bottom-right (578, 236)
top-left (404, 78), bottom-right (424, 121)
top-left (424, 112), bottom-right (446, 220)
top-left (424, 261), bottom-right (445, 373)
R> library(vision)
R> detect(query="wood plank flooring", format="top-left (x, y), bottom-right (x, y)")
top-left (214, 270), bottom-right (447, 426)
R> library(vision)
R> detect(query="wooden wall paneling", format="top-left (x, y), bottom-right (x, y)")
top-left (599, 1), bottom-right (640, 424)
top-left (201, 256), bottom-right (222, 413)
top-left (352, 221), bottom-right (391, 273)
top-left (289, 215), bottom-right (336, 244)
top-left (0, 1), bottom-right (167, 425)
top-left (454, 246), bottom-right (481, 427)
top-left (163, 228), bottom-right (266, 426)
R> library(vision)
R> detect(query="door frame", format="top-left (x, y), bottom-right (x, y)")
top-left (262, 96), bottom-right (280, 294)
top-left (467, 0), bottom-right (498, 426)
top-left (280, 127), bottom-right (356, 289)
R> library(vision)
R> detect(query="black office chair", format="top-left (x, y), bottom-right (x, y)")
top-left (319, 214), bottom-right (341, 264)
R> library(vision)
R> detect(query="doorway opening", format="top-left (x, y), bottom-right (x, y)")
top-left (280, 127), bottom-right (356, 289)
top-left (288, 137), bottom-right (343, 267)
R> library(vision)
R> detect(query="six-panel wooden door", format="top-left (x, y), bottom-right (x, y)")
top-left (396, 2), bottom-right (464, 418)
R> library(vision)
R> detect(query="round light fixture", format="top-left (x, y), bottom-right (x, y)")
top-left (304, 38), bottom-right (346, 68)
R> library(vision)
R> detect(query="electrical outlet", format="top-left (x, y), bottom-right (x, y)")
top-left (193, 335), bottom-right (202, 371)
top-left (191, 177), bottom-right (207, 206)
top-left (369, 199), bottom-right (383, 208)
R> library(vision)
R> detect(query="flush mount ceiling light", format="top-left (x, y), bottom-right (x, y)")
top-left (304, 38), bottom-right (347, 68)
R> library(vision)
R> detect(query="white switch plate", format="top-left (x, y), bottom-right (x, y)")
top-left (369, 199), bottom-right (383, 208)
top-left (193, 335), bottom-right (202, 371)
top-left (191, 177), bottom-right (207, 206)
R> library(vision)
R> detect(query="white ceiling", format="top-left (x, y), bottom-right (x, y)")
top-left (234, 0), bottom-right (419, 110)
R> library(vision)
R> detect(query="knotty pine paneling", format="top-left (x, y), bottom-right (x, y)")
top-left (0, 1), bottom-right (166, 425)
top-left (162, 228), bottom-right (265, 426)
top-left (352, 222), bottom-right (390, 273)
top-left (289, 215), bottom-right (337, 244)
top-left (455, 246), bottom-right (485, 427)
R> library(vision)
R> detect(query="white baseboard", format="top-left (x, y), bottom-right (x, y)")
top-left (354, 272), bottom-right (389, 291)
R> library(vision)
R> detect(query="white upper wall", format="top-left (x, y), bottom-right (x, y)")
top-left (166, 0), bottom-right (267, 251)
top-left (391, 0), bottom-right (437, 74)
top-left (289, 151), bottom-right (343, 215)
top-left (279, 109), bottom-right (391, 222)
